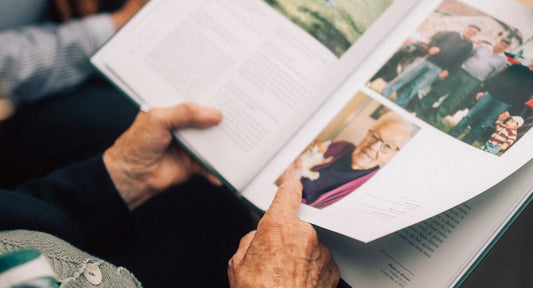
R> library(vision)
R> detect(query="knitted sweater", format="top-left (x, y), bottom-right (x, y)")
top-left (0, 230), bottom-right (142, 288)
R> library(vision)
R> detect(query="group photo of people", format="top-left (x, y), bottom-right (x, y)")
top-left (368, 0), bottom-right (533, 156)
top-left (276, 92), bottom-right (419, 209)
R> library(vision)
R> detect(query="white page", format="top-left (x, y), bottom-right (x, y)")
top-left (321, 158), bottom-right (533, 287)
top-left (242, 0), bottom-right (533, 242)
top-left (92, 0), bottom-right (418, 189)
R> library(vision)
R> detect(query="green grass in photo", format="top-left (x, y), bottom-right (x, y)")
top-left (264, 0), bottom-right (392, 57)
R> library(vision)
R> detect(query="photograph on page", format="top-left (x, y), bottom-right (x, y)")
top-left (263, 0), bottom-right (393, 58)
top-left (238, 0), bottom-right (533, 243)
top-left (275, 91), bottom-right (420, 209)
top-left (367, 0), bottom-right (533, 156)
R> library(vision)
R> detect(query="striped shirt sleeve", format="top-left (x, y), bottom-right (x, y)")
top-left (0, 14), bottom-right (115, 103)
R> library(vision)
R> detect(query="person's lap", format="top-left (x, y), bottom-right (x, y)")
top-left (92, 176), bottom-right (255, 288)
top-left (0, 76), bottom-right (256, 287)
top-left (0, 76), bottom-right (139, 188)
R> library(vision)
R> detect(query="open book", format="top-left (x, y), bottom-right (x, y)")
top-left (92, 0), bottom-right (533, 286)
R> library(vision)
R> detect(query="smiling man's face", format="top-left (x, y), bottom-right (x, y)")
top-left (462, 26), bottom-right (479, 39)
top-left (351, 121), bottom-right (410, 170)
top-left (492, 40), bottom-right (508, 54)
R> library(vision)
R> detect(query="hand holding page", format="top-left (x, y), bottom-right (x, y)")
top-left (229, 180), bottom-right (340, 287)
top-left (92, 0), bottom-right (533, 286)
top-left (93, 0), bottom-right (533, 242)
top-left (93, 0), bottom-right (417, 190)
top-left (240, 0), bottom-right (533, 243)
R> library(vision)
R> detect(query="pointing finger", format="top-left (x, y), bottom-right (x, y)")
top-left (266, 179), bottom-right (303, 218)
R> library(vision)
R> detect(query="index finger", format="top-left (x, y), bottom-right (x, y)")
top-left (265, 179), bottom-right (303, 218)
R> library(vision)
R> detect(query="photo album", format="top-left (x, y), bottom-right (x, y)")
top-left (92, 0), bottom-right (533, 287)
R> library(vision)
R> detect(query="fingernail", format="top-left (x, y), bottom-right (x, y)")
top-left (210, 175), bottom-right (223, 186)
top-left (210, 108), bottom-right (223, 120)
top-left (140, 103), bottom-right (151, 112)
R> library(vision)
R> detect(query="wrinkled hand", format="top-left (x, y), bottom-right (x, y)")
top-left (103, 103), bottom-right (222, 210)
top-left (53, 0), bottom-right (101, 21)
top-left (228, 180), bottom-right (339, 287)
top-left (275, 158), bottom-right (302, 186)
top-left (111, 0), bottom-right (150, 29)
top-left (476, 92), bottom-right (485, 101)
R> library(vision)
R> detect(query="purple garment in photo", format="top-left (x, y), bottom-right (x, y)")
top-left (301, 141), bottom-right (379, 209)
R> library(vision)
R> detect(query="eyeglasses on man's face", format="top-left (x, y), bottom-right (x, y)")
top-left (365, 129), bottom-right (400, 154)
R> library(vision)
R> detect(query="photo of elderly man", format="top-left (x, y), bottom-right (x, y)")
top-left (277, 92), bottom-right (418, 209)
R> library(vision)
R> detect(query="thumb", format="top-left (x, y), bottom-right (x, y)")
top-left (229, 230), bottom-right (256, 267)
top-left (266, 179), bottom-right (303, 218)
top-left (157, 103), bottom-right (222, 130)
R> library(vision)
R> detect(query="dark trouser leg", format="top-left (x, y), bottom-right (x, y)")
top-left (394, 62), bottom-right (441, 108)
top-left (0, 77), bottom-right (138, 188)
top-left (414, 91), bottom-right (440, 119)
top-left (462, 98), bottom-right (511, 144)
top-left (429, 94), bottom-right (465, 126)
top-left (432, 74), bottom-right (480, 125)
top-left (448, 91), bottom-right (495, 139)
top-left (448, 114), bottom-right (472, 138)
top-left (382, 60), bottom-right (429, 99)
top-left (415, 70), bottom-right (463, 119)
top-left (92, 176), bottom-right (255, 288)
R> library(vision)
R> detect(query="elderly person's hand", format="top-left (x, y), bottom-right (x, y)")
top-left (103, 103), bottom-right (222, 210)
top-left (274, 158), bottom-right (302, 186)
top-left (228, 180), bottom-right (340, 287)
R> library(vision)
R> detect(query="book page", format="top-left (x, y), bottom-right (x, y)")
top-left (242, 0), bottom-right (533, 242)
top-left (91, 0), bottom-right (418, 189)
top-left (321, 158), bottom-right (533, 287)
